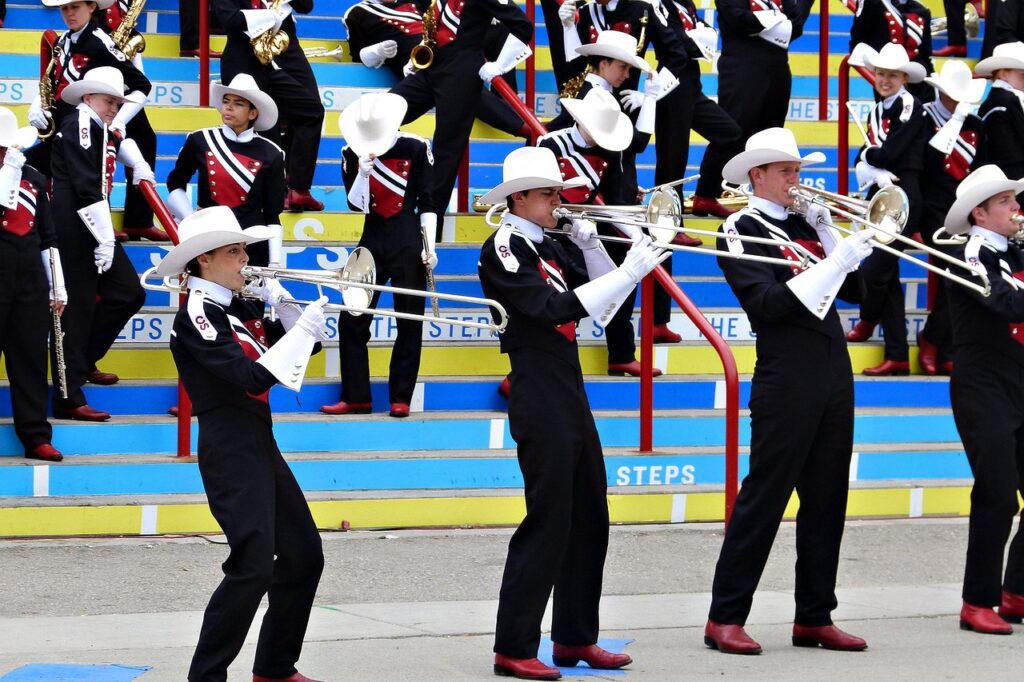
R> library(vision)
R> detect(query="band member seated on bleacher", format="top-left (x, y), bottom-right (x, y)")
top-left (343, 0), bottom-right (530, 139)
top-left (158, 206), bottom-right (327, 682)
top-left (165, 73), bottom-right (286, 269)
top-left (478, 146), bottom-right (665, 681)
top-left (704, 128), bottom-right (874, 656)
top-left (976, 42), bottom-right (1024, 188)
top-left (917, 60), bottom-right (987, 376)
top-left (849, 0), bottom-right (935, 99)
top-left (539, 86), bottom-right (661, 377)
top-left (846, 43), bottom-right (929, 376)
top-left (29, 0), bottom-right (163, 241)
top-left (320, 93), bottom-right (436, 419)
top-left (941, 165), bottom-right (1024, 635)
top-left (49, 66), bottom-right (149, 421)
top-left (0, 107), bottom-right (67, 462)
top-left (214, 0), bottom-right (326, 212)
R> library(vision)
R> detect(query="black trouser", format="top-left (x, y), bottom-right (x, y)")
top-left (717, 47), bottom-right (791, 145)
top-left (337, 239), bottom-right (425, 405)
top-left (392, 61), bottom-right (484, 212)
top-left (0, 243), bottom-right (52, 452)
top-left (943, 0), bottom-right (968, 46)
top-left (597, 222), bottom-right (637, 364)
top-left (51, 190), bottom-right (145, 410)
top-left (477, 83), bottom-right (527, 138)
top-left (122, 111), bottom-right (157, 230)
top-left (494, 347), bottom-right (609, 658)
top-left (189, 409), bottom-right (324, 681)
top-left (919, 220), bottom-right (954, 360)
top-left (951, 353), bottom-right (1024, 607)
top-left (540, 0), bottom-right (575, 89)
top-left (179, 0), bottom-right (199, 50)
top-left (709, 329), bottom-right (854, 626)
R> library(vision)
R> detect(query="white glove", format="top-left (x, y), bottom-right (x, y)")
top-left (952, 101), bottom-right (973, 121)
top-left (421, 212), bottom-right (438, 268)
top-left (28, 96), bottom-right (52, 131)
top-left (131, 160), bottom-right (155, 185)
top-left (3, 147), bottom-right (26, 170)
top-left (295, 296), bottom-right (329, 341)
top-left (643, 77), bottom-right (663, 101)
top-left (41, 248), bottom-right (68, 307)
top-left (620, 235), bottom-right (666, 283)
top-left (758, 18), bottom-right (793, 49)
top-left (568, 218), bottom-right (600, 249)
top-left (804, 202), bottom-right (833, 229)
top-left (479, 34), bottom-right (531, 84)
top-left (479, 61), bottom-right (504, 85)
top-left (402, 59), bottom-right (415, 77)
top-left (559, 0), bottom-right (577, 28)
top-left (165, 188), bottom-right (194, 222)
top-left (243, 275), bottom-right (290, 305)
top-left (358, 155), bottom-right (374, 177)
top-left (94, 240), bottom-right (115, 273)
top-left (831, 230), bottom-right (875, 273)
top-left (687, 24), bottom-right (718, 61)
top-left (110, 119), bottom-right (127, 139)
top-left (619, 90), bottom-right (644, 113)
top-left (110, 97), bottom-right (145, 138)
top-left (874, 170), bottom-right (896, 189)
top-left (360, 40), bottom-right (398, 68)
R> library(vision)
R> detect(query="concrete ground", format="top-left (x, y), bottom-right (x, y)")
top-left (0, 518), bottom-right (1021, 680)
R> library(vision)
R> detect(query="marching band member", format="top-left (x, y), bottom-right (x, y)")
top-left (976, 42), bottom-right (1024, 187)
top-left (158, 206), bottom-right (327, 681)
top-left (0, 107), bottom-right (66, 462)
top-left (49, 66), bottom-right (148, 420)
top-left (478, 146), bottom-right (664, 680)
top-left (320, 93), bottom-right (436, 418)
top-left (849, 0), bottom-right (935, 98)
top-left (942, 164), bottom-right (1024, 635)
top-left (846, 43), bottom-right (928, 376)
top-left (705, 128), bottom-right (874, 655)
top-left (214, 0), bottom-right (326, 212)
top-left (714, 0), bottom-right (813, 149)
top-left (343, 0), bottom-right (530, 139)
top-left (166, 73), bottom-right (286, 268)
top-left (917, 60), bottom-right (987, 375)
top-left (390, 0), bottom-right (532, 215)
top-left (29, 0), bottom-right (162, 241)
top-left (983, 0), bottom-right (1024, 61)
top-left (538, 86), bottom-right (660, 377)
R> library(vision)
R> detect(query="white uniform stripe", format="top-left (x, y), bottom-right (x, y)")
top-left (372, 157), bottom-right (409, 190)
top-left (202, 129), bottom-right (254, 195)
top-left (670, 494), bottom-right (687, 523)
top-left (140, 505), bottom-right (158, 535)
top-left (489, 418), bottom-right (505, 448)
top-left (909, 487), bottom-right (924, 517)
top-left (32, 465), bottom-right (49, 497)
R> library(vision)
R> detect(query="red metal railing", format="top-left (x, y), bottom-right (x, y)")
top-left (199, 0), bottom-right (210, 107)
top-left (836, 54), bottom-right (875, 195)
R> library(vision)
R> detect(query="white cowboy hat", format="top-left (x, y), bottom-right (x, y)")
top-left (0, 107), bottom-right (38, 149)
top-left (477, 146), bottom-right (588, 205)
top-left (722, 127), bottom-right (826, 184)
top-left (574, 30), bottom-right (651, 73)
top-left (42, 0), bottom-right (115, 10)
top-left (339, 92), bottom-right (408, 157)
top-left (924, 59), bottom-right (987, 104)
top-left (853, 42), bottom-right (927, 83)
top-left (974, 41), bottom-right (1024, 77)
top-left (60, 66), bottom-right (126, 105)
top-left (944, 165), bottom-right (1024, 236)
top-left (155, 206), bottom-right (277, 277)
top-left (210, 74), bottom-right (279, 131)
top-left (560, 87), bottom-right (633, 152)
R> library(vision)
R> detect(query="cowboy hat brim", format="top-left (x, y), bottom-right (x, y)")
top-left (478, 175), bottom-right (589, 206)
top-left (862, 52), bottom-right (927, 83)
top-left (560, 97), bottom-right (633, 152)
top-left (210, 81), bottom-right (279, 131)
top-left (154, 225), bottom-right (277, 277)
top-left (574, 43), bottom-right (652, 73)
top-left (974, 55), bottom-right (1024, 76)
top-left (722, 149), bottom-right (826, 185)
top-left (339, 94), bottom-right (408, 158)
top-left (60, 79), bottom-right (125, 105)
top-left (0, 125), bottom-right (39, 150)
top-left (42, 0), bottom-right (115, 9)
top-left (923, 74), bottom-right (988, 104)
top-left (945, 179), bottom-right (1024, 235)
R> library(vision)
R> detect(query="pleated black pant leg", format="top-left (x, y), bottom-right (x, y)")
top-left (717, 51), bottom-right (791, 143)
top-left (336, 244), bottom-right (390, 405)
top-left (266, 51), bottom-right (325, 192)
top-left (384, 242), bottom-right (425, 404)
top-left (88, 243), bottom-right (145, 371)
top-left (691, 92), bottom-right (743, 200)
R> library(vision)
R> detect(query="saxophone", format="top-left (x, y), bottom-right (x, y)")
top-left (111, 0), bottom-right (147, 60)
top-left (37, 44), bottom-right (57, 140)
top-left (252, 0), bottom-right (291, 65)
top-left (410, 0), bottom-right (437, 71)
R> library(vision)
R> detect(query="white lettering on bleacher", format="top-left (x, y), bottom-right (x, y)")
top-left (0, 80), bottom-right (37, 104)
top-left (615, 464), bottom-right (697, 486)
top-left (788, 98), bottom-right (874, 122)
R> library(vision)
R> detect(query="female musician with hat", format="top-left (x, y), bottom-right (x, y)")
top-left (848, 0), bottom-right (935, 96)
top-left (166, 73), bottom-right (286, 269)
top-left (917, 60), bottom-right (988, 375)
top-left (942, 165), bottom-right (1024, 635)
top-left (50, 66), bottom-right (149, 421)
top-left (479, 146), bottom-right (665, 679)
top-left (845, 43), bottom-right (929, 376)
top-left (160, 205), bottom-right (328, 681)
top-left (0, 106), bottom-right (67, 462)
top-left (320, 92), bottom-right (436, 418)
top-left (704, 128), bottom-right (874, 655)
top-left (976, 42), bottom-right (1024, 189)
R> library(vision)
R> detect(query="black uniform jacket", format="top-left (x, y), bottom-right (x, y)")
top-left (716, 207), bottom-right (862, 339)
top-left (50, 18), bottom-right (152, 123)
top-left (423, 0), bottom-right (532, 69)
top-left (340, 132), bottom-right (435, 245)
top-left (478, 220), bottom-right (589, 364)
top-left (51, 107), bottom-right (122, 209)
top-left (849, 0), bottom-right (933, 72)
top-left (979, 83), bottom-right (1024, 184)
top-left (858, 88), bottom-right (928, 174)
top-left (214, 0), bottom-right (315, 75)
top-left (344, 0), bottom-right (429, 79)
top-left (716, 0), bottom-right (813, 56)
top-left (949, 231), bottom-right (1024, 368)
top-left (0, 164), bottom-right (58, 251)
top-left (166, 125), bottom-right (287, 229)
top-left (921, 102), bottom-right (986, 222)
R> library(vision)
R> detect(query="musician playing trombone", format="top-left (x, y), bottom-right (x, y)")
top-left (704, 128), bottom-right (874, 655)
top-left (479, 146), bottom-right (665, 679)
top-left (159, 206), bottom-right (327, 681)
top-left (0, 106), bottom-right (66, 462)
top-left (321, 93), bottom-right (436, 419)
top-left (942, 165), bottom-right (1024, 634)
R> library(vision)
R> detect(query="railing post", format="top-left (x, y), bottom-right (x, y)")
top-left (818, 0), bottom-right (830, 121)
top-left (838, 56), bottom-right (851, 195)
top-left (457, 147), bottom-right (469, 213)
top-left (525, 0), bottom-right (536, 114)
top-left (199, 0), bottom-right (210, 107)
top-left (639, 274), bottom-right (654, 453)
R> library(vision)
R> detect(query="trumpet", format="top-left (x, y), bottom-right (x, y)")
top-left (302, 44), bottom-right (345, 60)
top-left (932, 3), bottom-right (980, 38)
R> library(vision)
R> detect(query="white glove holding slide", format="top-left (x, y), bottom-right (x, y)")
top-left (573, 235), bottom-right (667, 324)
top-left (786, 231), bottom-right (873, 319)
top-left (620, 234), bottom-right (667, 283)
top-left (805, 203), bottom-right (839, 255)
top-left (256, 295), bottom-right (324, 392)
top-left (295, 296), bottom-right (329, 341)
top-left (831, 229), bottom-right (875, 273)
top-left (568, 218), bottom-right (600, 250)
